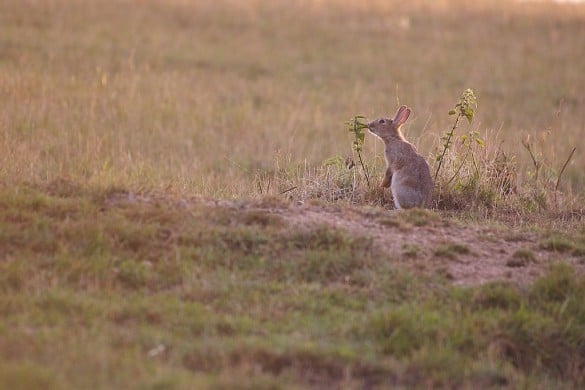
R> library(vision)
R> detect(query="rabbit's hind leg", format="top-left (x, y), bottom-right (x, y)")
top-left (381, 168), bottom-right (392, 188)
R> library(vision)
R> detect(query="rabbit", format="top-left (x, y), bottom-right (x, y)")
top-left (367, 105), bottom-right (433, 209)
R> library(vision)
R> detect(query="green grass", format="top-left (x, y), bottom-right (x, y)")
top-left (434, 242), bottom-right (471, 259)
top-left (540, 234), bottom-right (585, 258)
top-left (402, 244), bottom-right (420, 258)
top-left (507, 248), bottom-right (537, 267)
top-left (1, 185), bottom-right (585, 388)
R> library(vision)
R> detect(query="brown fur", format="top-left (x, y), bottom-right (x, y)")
top-left (368, 106), bottom-right (433, 209)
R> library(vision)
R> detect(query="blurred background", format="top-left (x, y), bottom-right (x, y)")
top-left (1, 0), bottom-right (584, 197)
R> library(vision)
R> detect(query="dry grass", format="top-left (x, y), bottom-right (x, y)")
top-left (1, 0), bottom-right (584, 204)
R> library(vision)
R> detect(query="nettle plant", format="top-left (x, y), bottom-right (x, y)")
top-left (346, 115), bottom-right (371, 188)
top-left (433, 89), bottom-right (522, 209)
top-left (434, 88), bottom-right (479, 181)
top-left (322, 115), bottom-right (373, 200)
top-left (430, 88), bottom-right (576, 210)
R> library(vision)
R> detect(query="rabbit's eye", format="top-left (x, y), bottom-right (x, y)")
top-left (379, 119), bottom-right (385, 124)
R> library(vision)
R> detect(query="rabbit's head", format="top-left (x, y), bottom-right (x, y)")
top-left (368, 105), bottom-right (411, 141)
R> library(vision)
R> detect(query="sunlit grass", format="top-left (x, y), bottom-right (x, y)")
top-left (1, 0), bottom-right (584, 201)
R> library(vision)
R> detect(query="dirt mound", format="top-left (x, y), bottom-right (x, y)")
top-left (217, 199), bottom-right (584, 286)
top-left (108, 192), bottom-right (585, 286)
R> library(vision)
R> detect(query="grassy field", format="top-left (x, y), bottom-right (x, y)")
top-left (1, 0), bottom-right (585, 388)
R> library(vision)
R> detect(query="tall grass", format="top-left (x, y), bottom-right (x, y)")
top-left (1, 0), bottom-right (584, 206)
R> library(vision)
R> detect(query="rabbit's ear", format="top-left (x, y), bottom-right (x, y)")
top-left (393, 105), bottom-right (411, 126)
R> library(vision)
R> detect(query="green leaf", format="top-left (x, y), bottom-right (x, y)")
top-left (448, 109), bottom-right (456, 115)
top-left (463, 107), bottom-right (474, 123)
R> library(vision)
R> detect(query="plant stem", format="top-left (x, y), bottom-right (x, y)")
top-left (554, 147), bottom-right (576, 202)
top-left (357, 149), bottom-right (370, 188)
top-left (446, 146), bottom-right (471, 185)
top-left (521, 139), bottom-right (540, 183)
top-left (350, 116), bottom-right (370, 189)
top-left (434, 113), bottom-right (461, 181)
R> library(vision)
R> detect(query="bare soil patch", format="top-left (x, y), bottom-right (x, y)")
top-left (277, 205), bottom-right (583, 286)
top-left (106, 192), bottom-right (585, 287)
